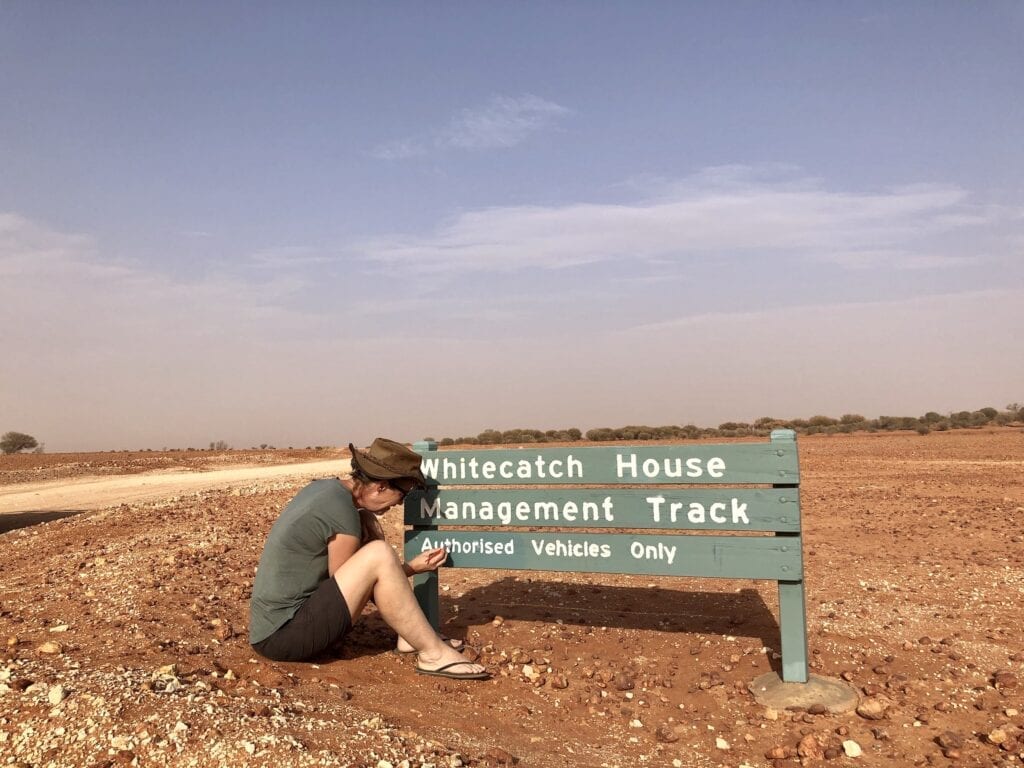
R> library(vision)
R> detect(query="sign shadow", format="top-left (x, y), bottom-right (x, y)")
top-left (338, 576), bottom-right (784, 676)
top-left (451, 577), bottom-right (781, 663)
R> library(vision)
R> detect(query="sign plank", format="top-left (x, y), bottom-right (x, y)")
top-left (405, 531), bottom-right (802, 580)
top-left (417, 443), bottom-right (798, 486)
top-left (404, 488), bottom-right (799, 531)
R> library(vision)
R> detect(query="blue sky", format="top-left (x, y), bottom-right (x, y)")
top-left (2, 3), bottom-right (1022, 451)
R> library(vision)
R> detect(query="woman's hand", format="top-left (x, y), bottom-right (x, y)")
top-left (405, 546), bottom-right (448, 575)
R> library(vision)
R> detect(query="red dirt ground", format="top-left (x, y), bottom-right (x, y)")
top-left (1, 430), bottom-right (1022, 767)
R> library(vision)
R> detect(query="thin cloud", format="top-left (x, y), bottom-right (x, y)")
top-left (248, 246), bottom-right (332, 269)
top-left (620, 289), bottom-right (1021, 335)
top-left (813, 249), bottom-right (980, 270)
top-left (354, 167), bottom-right (1013, 274)
top-left (439, 94), bottom-right (569, 150)
top-left (371, 94), bottom-right (569, 159)
top-left (0, 214), bottom-right (313, 343)
top-left (369, 138), bottom-right (426, 160)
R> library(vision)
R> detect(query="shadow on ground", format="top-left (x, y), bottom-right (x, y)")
top-left (340, 576), bottom-right (783, 674)
top-left (0, 509), bottom-right (86, 534)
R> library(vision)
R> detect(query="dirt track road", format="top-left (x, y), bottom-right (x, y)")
top-left (0, 459), bottom-right (349, 514)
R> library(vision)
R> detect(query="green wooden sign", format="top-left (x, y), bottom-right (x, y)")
top-left (405, 531), bottom-right (802, 580)
top-left (404, 488), bottom-right (799, 531)
top-left (406, 431), bottom-right (809, 683)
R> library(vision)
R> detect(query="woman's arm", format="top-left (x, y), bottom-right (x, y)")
top-left (327, 532), bottom-right (361, 577)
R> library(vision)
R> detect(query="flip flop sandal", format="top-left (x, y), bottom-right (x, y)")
top-left (395, 636), bottom-right (465, 655)
top-left (415, 661), bottom-right (490, 680)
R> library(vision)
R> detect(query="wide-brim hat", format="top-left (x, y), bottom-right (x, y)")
top-left (348, 438), bottom-right (426, 492)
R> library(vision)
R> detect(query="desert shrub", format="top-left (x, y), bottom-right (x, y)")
top-left (915, 425), bottom-right (931, 435)
top-left (840, 413), bottom-right (867, 425)
top-left (950, 411), bottom-right (973, 427)
top-left (718, 422), bottom-right (749, 431)
top-left (808, 415), bottom-right (838, 427)
top-left (1, 431), bottom-right (38, 454)
top-left (877, 415), bottom-right (918, 431)
top-left (476, 429), bottom-right (502, 445)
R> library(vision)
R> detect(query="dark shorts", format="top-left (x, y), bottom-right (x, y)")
top-left (252, 578), bottom-right (352, 662)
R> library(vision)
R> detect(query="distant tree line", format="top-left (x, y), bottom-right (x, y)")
top-left (425, 403), bottom-right (1024, 445)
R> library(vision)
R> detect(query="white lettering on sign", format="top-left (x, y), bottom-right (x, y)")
top-left (421, 454), bottom-right (584, 482)
top-left (418, 496), bottom-right (614, 525)
top-left (422, 537), bottom-right (515, 556)
top-left (629, 541), bottom-right (677, 565)
top-left (616, 454), bottom-right (726, 479)
top-left (645, 496), bottom-right (750, 525)
top-left (529, 539), bottom-right (612, 559)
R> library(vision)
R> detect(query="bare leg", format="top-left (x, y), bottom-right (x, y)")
top-left (332, 541), bottom-right (484, 674)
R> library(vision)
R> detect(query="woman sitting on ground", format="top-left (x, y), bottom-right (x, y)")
top-left (248, 438), bottom-right (488, 680)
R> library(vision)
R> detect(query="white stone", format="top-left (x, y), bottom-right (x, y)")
top-left (110, 735), bottom-right (131, 750)
top-left (843, 740), bottom-right (863, 757)
top-left (715, 737), bottom-right (730, 750)
top-left (47, 685), bottom-right (66, 706)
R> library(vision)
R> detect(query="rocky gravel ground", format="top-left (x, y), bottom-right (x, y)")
top-left (1, 430), bottom-right (1022, 767)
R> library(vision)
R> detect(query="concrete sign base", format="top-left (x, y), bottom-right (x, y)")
top-left (749, 672), bottom-right (859, 714)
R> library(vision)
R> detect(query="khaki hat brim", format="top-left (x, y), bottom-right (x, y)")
top-left (348, 443), bottom-right (427, 488)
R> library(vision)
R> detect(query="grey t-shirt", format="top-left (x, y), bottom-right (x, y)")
top-left (249, 479), bottom-right (361, 643)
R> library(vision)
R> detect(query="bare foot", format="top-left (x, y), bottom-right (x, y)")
top-left (395, 634), bottom-right (464, 654)
top-left (416, 644), bottom-right (486, 677)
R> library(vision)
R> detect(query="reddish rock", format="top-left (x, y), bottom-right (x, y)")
top-left (549, 674), bottom-right (568, 690)
top-left (993, 670), bottom-right (1018, 689)
top-left (797, 733), bottom-right (824, 760)
top-left (936, 731), bottom-right (965, 749)
top-left (612, 672), bottom-right (635, 691)
top-left (856, 697), bottom-right (889, 721)
top-left (484, 746), bottom-right (517, 764)
top-left (655, 724), bottom-right (680, 743)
